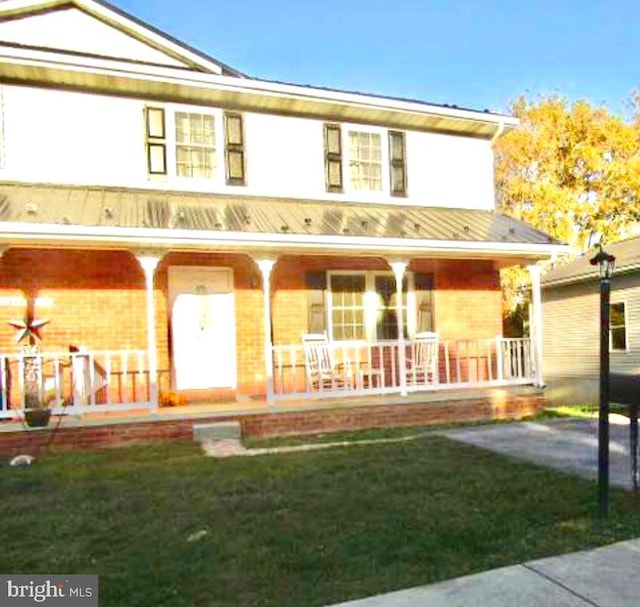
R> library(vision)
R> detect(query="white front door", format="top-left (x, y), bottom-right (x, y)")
top-left (168, 267), bottom-right (236, 390)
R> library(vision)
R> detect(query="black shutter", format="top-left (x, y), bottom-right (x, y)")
top-left (324, 123), bottom-right (343, 192)
top-left (306, 271), bottom-right (327, 334)
top-left (146, 107), bottom-right (167, 175)
top-left (414, 272), bottom-right (434, 332)
top-left (224, 112), bottom-right (246, 185)
top-left (389, 130), bottom-right (407, 196)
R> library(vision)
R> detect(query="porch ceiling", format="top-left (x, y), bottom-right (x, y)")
top-left (0, 183), bottom-right (568, 262)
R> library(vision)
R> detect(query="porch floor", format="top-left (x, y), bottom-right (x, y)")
top-left (0, 386), bottom-right (542, 434)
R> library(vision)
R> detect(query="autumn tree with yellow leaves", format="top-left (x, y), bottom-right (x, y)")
top-left (494, 96), bottom-right (640, 334)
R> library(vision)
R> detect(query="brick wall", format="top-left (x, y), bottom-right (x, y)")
top-left (0, 390), bottom-right (545, 456)
top-left (271, 255), bottom-right (502, 345)
top-left (0, 249), bottom-right (502, 399)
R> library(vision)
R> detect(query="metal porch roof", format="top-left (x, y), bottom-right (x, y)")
top-left (0, 183), bottom-right (557, 242)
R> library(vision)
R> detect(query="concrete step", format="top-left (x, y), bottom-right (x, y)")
top-left (193, 421), bottom-right (241, 442)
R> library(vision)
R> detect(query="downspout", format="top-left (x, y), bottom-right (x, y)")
top-left (490, 121), bottom-right (505, 147)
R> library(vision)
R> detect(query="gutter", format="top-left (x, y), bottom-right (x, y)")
top-left (542, 263), bottom-right (640, 288)
top-left (0, 49), bottom-right (518, 129)
top-left (0, 222), bottom-right (570, 258)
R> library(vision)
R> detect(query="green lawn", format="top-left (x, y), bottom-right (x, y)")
top-left (2, 436), bottom-right (640, 607)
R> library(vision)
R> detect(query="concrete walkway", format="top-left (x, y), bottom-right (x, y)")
top-left (328, 539), bottom-right (640, 606)
top-left (439, 416), bottom-right (637, 490)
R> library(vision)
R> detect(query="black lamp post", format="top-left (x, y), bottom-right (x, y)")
top-left (590, 244), bottom-right (616, 517)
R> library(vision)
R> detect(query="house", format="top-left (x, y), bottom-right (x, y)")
top-left (0, 0), bottom-right (568, 423)
top-left (542, 237), bottom-right (640, 406)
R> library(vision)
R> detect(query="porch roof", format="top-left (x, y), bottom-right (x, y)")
top-left (0, 183), bottom-right (568, 261)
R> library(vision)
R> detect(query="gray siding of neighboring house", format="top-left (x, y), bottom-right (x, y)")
top-left (542, 272), bottom-right (640, 405)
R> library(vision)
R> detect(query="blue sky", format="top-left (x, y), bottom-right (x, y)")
top-left (119, 0), bottom-right (639, 117)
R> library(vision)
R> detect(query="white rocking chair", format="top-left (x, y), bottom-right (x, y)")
top-left (406, 331), bottom-right (439, 385)
top-left (301, 333), bottom-right (353, 392)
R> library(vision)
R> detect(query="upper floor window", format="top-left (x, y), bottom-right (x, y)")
top-left (349, 131), bottom-right (382, 191)
top-left (145, 106), bottom-right (245, 185)
top-left (610, 301), bottom-right (627, 351)
top-left (324, 123), bottom-right (407, 196)
top-left (175, 112), bottom-right (216, 178)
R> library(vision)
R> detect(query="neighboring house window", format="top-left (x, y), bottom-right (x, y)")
top-left (349, 131), bottom-right (382, 191)
top-left (328, 272), bottom-right (430, 341)
top-left (145, 106), bottom-right (245, 185)
top-left (610, 302), bottom-right (627, 351)
top-left (323, 123), bottom-right (408, 195)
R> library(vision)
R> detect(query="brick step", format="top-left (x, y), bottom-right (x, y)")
top-left (193, 421), bottom-right (241, 443)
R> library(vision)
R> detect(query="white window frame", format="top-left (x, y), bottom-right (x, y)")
top-left (167, 105), bottom-right (224, 184)
top-left (610, 299), bottom-right (629, 352)
top-left (147, 104), bottom-right (226, 184)
top-left (342, 124), bottom-right (390, 195)
top-left (327, 270), bottom-right (416, 342)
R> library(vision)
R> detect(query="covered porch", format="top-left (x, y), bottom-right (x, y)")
top-left (0, 184), bottom-right (568, 422)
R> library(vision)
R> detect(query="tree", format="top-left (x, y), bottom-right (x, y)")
top-left (494, 96), bottom-right (640, 329)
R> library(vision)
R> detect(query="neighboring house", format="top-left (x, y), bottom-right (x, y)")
top-left (0, 0), bottom-right (567, 417)
top-left (542, 237), bottom-right (640, 405)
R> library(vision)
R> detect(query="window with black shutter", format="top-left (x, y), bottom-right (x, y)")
top-left (389, 130), bottom-right (407, 196)
top-left (414, 273), bottom-right (434, 332)
top-left (324, 123), bottom-right (343, 192)
top-left (224, 112), bottom-right (245, 185)
top-left (146, 107), bottom-right (167, 175)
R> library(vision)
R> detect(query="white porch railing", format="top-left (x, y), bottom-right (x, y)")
top-left (0, 350), bottom-right (151, 419)
top-left (273, 337), bottom-right (535, 399)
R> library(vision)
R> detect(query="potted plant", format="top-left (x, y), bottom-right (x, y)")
top-left (23, 393), bottom-right (52, 428)
top-left (8, 315), bottom-right (51, 428)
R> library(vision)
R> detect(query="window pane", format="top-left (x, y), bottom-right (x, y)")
top-left (349, 131), bottom-right (383, 191)
top-left (611, 327), bottom-right (626, 350)
top-left (330, 275), bottom-right (366, 340)
top-left (175, 112), bottom-right (216, 179)
top-left (177, 146), bottom-right (215, 178)
top-left (610, 303), bottom-right (626, 350)
top-left (610, 303), bottom-right (625, 327)
top-left (375, 275), bottom-right (408, 340)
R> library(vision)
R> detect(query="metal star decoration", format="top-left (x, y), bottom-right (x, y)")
top-left (8, 316), bottom-right (50, 345)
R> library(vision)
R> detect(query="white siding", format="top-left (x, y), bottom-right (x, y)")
top-left (406, 130), bottom-right (494, 210)
top-left (0, 7), bottom-right (188, 67)
top-left (542, 273), bottom-right (640, 405)
top-left (1, 84), bottom-right (496, 209)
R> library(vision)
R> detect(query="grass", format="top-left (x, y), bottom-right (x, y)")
top-left (541, 403), bottom-right (630, 420)
top-left (2, 437), bottom-right (640, 607)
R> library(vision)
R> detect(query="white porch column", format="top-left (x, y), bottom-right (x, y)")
top-left (255, 258), bottom-right (277, 405)
top-left (389, 261), bottom-right (408, 396)
top-left (527, 264), bottom-right (544, 387)
top-left (135, 252), bottom-right (164, 410)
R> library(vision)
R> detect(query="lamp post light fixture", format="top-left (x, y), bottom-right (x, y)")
top-left (590, 244), bottom-right (616, 517)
